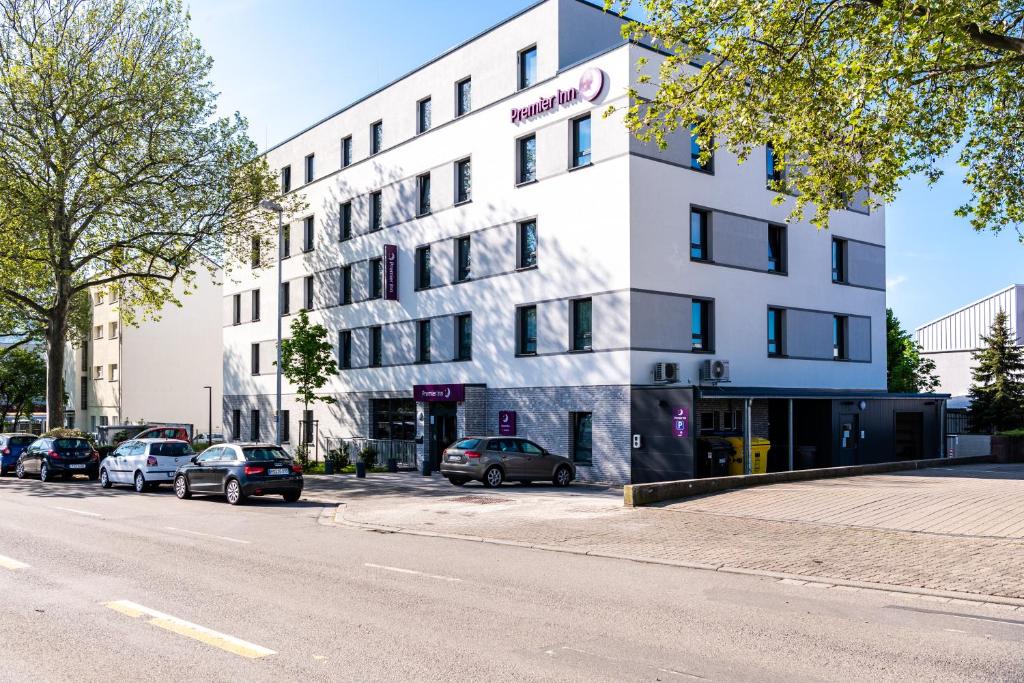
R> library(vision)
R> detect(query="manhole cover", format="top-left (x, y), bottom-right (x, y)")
top-left (450, 495), bottom-right (513, 505)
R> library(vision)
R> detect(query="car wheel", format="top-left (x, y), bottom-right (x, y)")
top-left (447, 477), bottom-right (467, 487)
top-left (225, 479), bottom-right (245, 505)
top-left (174, 475), bottom-right (191, 499)
top-left (282, 491), bottom-right (301, 503)
top-left (15, 462), bottom-right (25, 479)
top-left (482, 466), bottom-right (504, 488)
top-left (99, 469), bottom-right (112, 489)
top-left (39, 463), bottom-right (50, 483)
top-left (553, 466), bottom-right (572, 488)
top-left (133, 471), bottom-right (146, 493)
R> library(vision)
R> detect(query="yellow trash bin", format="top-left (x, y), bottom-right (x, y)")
top-left (725, 436), bottom-right (771, 475)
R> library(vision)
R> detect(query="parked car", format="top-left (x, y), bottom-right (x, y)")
top-left (0, 433), bottom-right (37, 476)
top-left (16, 436), bottom-right (99, 482)
top-left (99, 438), bottom-right (195, 492)
top-left (134, 426), bottom-right (191, 442)
top-left (440, 437), bottom-right (575, 488)
top-left (192, 432), bottom-right (225, 445)
top-left (173, 443), bottom-right (302, 505)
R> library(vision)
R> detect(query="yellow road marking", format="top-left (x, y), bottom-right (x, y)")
top-left (105, 600), bottom-right (275, 658)
top-left (0, 554), bottom-right (29, 570)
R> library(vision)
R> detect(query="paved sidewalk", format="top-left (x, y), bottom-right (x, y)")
top-left (303, 465), bottom-right (1024, 601)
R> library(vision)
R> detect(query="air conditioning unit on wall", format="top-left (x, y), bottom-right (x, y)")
top-left (700, 359), bottom-right (731, 383)
top-left (653, 362), bottom-right (679, 384)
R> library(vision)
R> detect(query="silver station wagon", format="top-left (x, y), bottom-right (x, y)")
top-left (440, 436), bottom-right (575, 488)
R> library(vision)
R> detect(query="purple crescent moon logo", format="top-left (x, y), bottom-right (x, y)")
top-left (579, 68), bottom-right (604, 102)
top-left (444, 387), bottom-right (451, 399)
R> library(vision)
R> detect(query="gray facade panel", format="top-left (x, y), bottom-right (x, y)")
top-left (628, 121), bottom-right (689, 167)
top-left (847, 240), bottom-right (885, 290)
top-left (712, 211), bottom-right (767, 271)
top-left (430, 314), bottom-right (455, 362)
top-left (630, 291), bottom-right (690, 351)
top-left (536, 300), bottom-right (568, 355)
top-left (386, 321), bottom-right (416, 366)
top-left (785, 309), bottom-right (834, 359)
top-left (848, 315), bottom-right (871, 362)
top-left (351, 327), bottom-right (370, 368)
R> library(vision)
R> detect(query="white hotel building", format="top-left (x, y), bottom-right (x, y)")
top-left (223, 0), bottom-right (944, 484)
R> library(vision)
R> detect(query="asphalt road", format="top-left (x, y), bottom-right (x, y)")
top-left (0, 476), bottom-right (1020, 682)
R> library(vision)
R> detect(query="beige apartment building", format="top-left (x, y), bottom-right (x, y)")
top-left (65, 269), bottom-right (224, 437)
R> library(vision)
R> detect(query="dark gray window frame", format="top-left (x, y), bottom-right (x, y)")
top-left (415, 245), bottom-right (431, 290)
top-left (455, 235), bottom-right (471, 282)
top-left (370, 120), bottom-right (383, 155)
top-left (690, 208), bottom-right (710, 262)
top-left (571, 114), bottom-right (592, 169)
top-left (571, 298), bottom-right (593, 352)
top-left (341, 136), bottom-right (352, 167)
top-left (516, 304), bottom-right (538, 356)
top-left (370, 190), bottom-right (383, 232)
top-left (517, 134), bottom-right (537, 185)
top-left (517, 219), bottom-right (538, 269)
top-left (369, 326), bottom-right (383, 367)
top-left (455, 157), bottom-right (471, 204)
top-left (304, 153), bottom-right (315, 184)
top-left (455, 76), bottom-right (471, 117)
top-left (340, 201), bottom-right (352, 241)
top-left (691, 298), bottom-right (713, 353)
top-left (369, 258), bottom-right (383, 299)
top-left (455, 313), bottom-right (472, 361)
top-left (417, 172), bottom-right (431, 216)
top-left (339, 330), bottom-right (352, 369)
top-left (518, 44), bottom-right (537, 90)
top-left (416, 96), bottom-right (432, 135)
top-left (417, 319), bottom-right (431, 363)
top-left (767, 307), bottom-right (785, 357)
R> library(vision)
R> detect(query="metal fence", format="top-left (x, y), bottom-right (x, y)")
top-left (946, 409), bottom-right (973, 435)
top-left (323, 437), bottom-right (417, 468)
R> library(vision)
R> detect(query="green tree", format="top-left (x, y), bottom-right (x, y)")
top-left (0, 348), bottom-right (46, 430)
top-left (886, 308), bottom-right (939, 393)
top-left (609, 1), bottom-right (1024, 232)
top-left (278, 309), bottom-right (338, 445)
top-left (968, 310), bottom-right (1024, 432)
top-left (0, 0), bottom-right (301, 429)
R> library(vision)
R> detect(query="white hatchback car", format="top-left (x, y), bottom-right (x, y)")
top-left (99, 438), bottom-right (195, 493)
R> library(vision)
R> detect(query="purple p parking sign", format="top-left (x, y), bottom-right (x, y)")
top-left (672, 407), bottom-right (689, 438)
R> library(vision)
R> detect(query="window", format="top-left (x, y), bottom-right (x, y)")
top-left (109, 364), bottom-right (119, 382)
top-left (455, 158), bottom-right (471, 203)
top-left (572, 115), bottom-right (592, 168)
top-left (691, 299), bottom-right (712, 352)
top-left (768, 224), bottom-right (786, 273)
top-left (96, 291), bottom-right (105, 304)
top-left (281, 224), bottom-right (290, 258)
top-left (417, 173), bottom-right (431, 215)
top-left (456, 77), bottom-right (471, 116)
top-left (340, 266), bottom-right (352, 305)
top-left (304, 154), bottom-right (315, 184)
top-left (80, 376), bottom-right (87, 409)
top-left (231, 409), bottom-right (241, 441)
top-left (339, 330), bottom-right (352, 369)
top-left (518, 134), bottom-right (536, 184)
top-left (280, 281), bottom-right (290, 315)
top-left (571, 412), bottom-right (593, 465)
top-left (304, 275), bottom-right (314, 310)
top-left (94, 325), bottom-right (103, 340)
top-left (280, 410), bottom-right (290, 443)
top-left (251, 343), bottom-right (260, 375)
top-left (232, 294), bottom-right (241, 325)
top-left (370, 398), bottom-right (416, 440)
top-left (341, 136), bottom-right (352, 167)
top-left (370, 191), bottom-right (382, 231)
top-left (340, 201), bottom-right (352, 240)
top-left (281, 166), bottom-right (291, 193)
top-left (109, 322), bottom-right (118, 338)
top-left (94, 365), bottom-right (104, 380)
top-left (572, 298), bottom-right (592, 351)
top-left (456, 314), bottom-right (472, 360)
top-left (766, 144), bottom-right (784, 186)
top-left (370, 121), bottom-right (383, 155)
top-left (417, 320), bottom-right (431, 363)
top-left (512, 220), bottom-right (538, 269)
top-left (369, 258), bottom-right (383, 299)
top-left (699, 411), bottom-right (718, 435)
top-left (518, 45), bottom-right (537, 89)
top-left (768, 307), bottom-right (784, 357)
top-left (455, 236), bottom-right (471, 282)
top-left (834, 315), bottom-right (848, 360)
top-left (518, 305), bottom-right (537, 355)
top-left (251, 236), bottom-right (261, 269)
top-left (417, 97), bottom-right (431, 134)
top-left (415, 246), bottom-right (431, 289)
top-left (690, 209), bottom-right (709, 261)
top-left (369, 326), bottom-right (382, 367)
top-left (690, 124), bottom-right (714, 173)
top-left (832, 238), bottom-right (847, 283)
top-left (303, 216), bottom-right (314, 252)
top-left (250, 410), bottom-right (260, 442)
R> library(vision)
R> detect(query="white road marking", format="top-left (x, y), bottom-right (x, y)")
top-left (105, 600), bottom-right (275, 658)
top-left (945, 628), bottom-right (968, 634)
top-left (0, 554), bottom-right (29, 570)
top-left (364, 563), bottom-right (462, 582)
top-left (52, 506), bottom-right (102, 518)
top-left (164, 526), bottom-right (251, 545)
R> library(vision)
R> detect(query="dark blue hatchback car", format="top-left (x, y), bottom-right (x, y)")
top-left (16, 436), bottom-right (99, 481)
top-left (173, 443), bottom-right (302, 505)
top-left (0, 434), bottom-right (36, 476)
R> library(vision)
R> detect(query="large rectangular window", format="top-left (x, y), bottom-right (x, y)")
top-left (518, 305), bottom-right (537, 355)
top-left (455, 236), bottom-right (471, 282)
top-left (518, 45), bottom-right (537, 89)
top-left (251, 343), bottom-right (260, 375)
top-left (369, 258), bottom-right (383, 299)
top-left (518, 219), bottom-right (538, 268)
top-left (304, 275), bottom-right (314, 310)
top-left (339, 330), bottom-right (352, 369)
top-left (518, 134), bottom-right (536, 184)
top-left (340, 201), bottom-right (352, 240)
top-left (250, 409), bottom-right (260, 442)
top-left (231, 409), bottom-right (241, 441)
top-left (303, 216), bottom-right (314, 252)
top-left (572, 298), bottom-right (593, 351)
top-left (370, 398), bottom-right (416, 440)
top-left (281, 225), bottom-right (290, 258)
top-left (690, 124), bottom-right (714, 173)
top-left (417, 97), bottom-right (431, 134)
top-left (768, 224), bottom-right (786, 273)
top-left (232, 294), bottom-right (241, 325)
top-left (370, 191), bottom-right (382, 231)
top-left (456, 314), bottom-right (472, 361)
top-left (766, 144), bottom-right (784, 186)
top-left (768, 307), bottom-right (784, 357)
top-left (691, 299), bottom-right (713, 352)
top-left (417, 173), bottom-right (431, 215)
top-left (415, 246), bottom-right (431, 290)
top-left (834, 315), bottom-right (848, 360)
top-left (280, 282), bottom-right (290, 315)
top-left (341, 136), bottom-right (352, 167)
top-left (369, 326), bottom-right (382, 367)
top-left (832, 238), bottom-right (847, 283)
top-left (456, 77), bottom-right (471, 116)
top-left (417, 320), bottom-right (431, 363)
top-left (455, 158), bottom-right (471, 203)
top-left (80, 376), bottom-right (87, 409)
top-left (572, 115), bottom-right (592, 168)
top-left (571, 412), bottom-right (593, 465)
top-left (251, 289), bottom-right (260, 321)
top-left (281, 166), bottom-right (291, 193)
top-left (304, 154), bottom-right (315, 183)
top-left (340, 266), bottom-right (352, 305)
top-left (370, 121), bottom-right (383, 155)
top-left (690, 209), bottom-right (709, 261)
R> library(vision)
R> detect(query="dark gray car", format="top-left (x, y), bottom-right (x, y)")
top-left (439, 436), bottom-right (575, 488)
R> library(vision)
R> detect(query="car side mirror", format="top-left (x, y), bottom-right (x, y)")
top-left (190, 456), bottom-right (198, 464)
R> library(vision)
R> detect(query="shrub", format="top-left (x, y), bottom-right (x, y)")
top-left (359, 445), bottom-right (378, 469)
top-left (328, 443), bottom-right (350, 469)
top-left (293, 444), bottom-right (312, 468)
top-left (112, 430), bottom-right (132, 445)
top-left (42, 427), bottom-right (96, 446)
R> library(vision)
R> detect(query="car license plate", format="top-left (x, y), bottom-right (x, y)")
top-left (268, 468), bottom-right (289, 476)
top-left (447, 455), bottom-right (461, 462)
top-left (69, 464), bottom-right (86, 469)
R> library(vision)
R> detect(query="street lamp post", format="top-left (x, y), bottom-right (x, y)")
top-left (202, 385), bottom-right (212, 444)
top-left (260, 200), bottom-right (285, 446)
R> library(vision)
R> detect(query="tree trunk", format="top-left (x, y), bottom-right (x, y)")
top-left (46, 310), bottom-right (68, 431)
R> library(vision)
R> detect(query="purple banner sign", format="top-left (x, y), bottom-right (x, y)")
top-left (413, 384), bottom-right (465, 403)
top-left (498, 410), bottom-right (517, 436)
top-left (384, 244), bottom-right (398, 301)
top-left (671, 406), bottom-right (689, 438)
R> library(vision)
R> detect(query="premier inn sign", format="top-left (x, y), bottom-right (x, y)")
top-left (510, 68), bottom-right (605, 124)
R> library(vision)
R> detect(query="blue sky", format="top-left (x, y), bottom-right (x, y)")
top-left (188, 0), bottom-right (1023, 334)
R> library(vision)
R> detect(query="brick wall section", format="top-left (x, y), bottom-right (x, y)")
top-left (693, 398), bottom-right (769, 438)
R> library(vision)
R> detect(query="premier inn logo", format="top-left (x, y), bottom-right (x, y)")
top-left (510, 68), bottom-right (605, 124)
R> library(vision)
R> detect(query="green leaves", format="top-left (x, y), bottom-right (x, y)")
top-left (886, 308), bottom-right (939, 393)
top-left (278, 309), bottom-right (338, 412)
